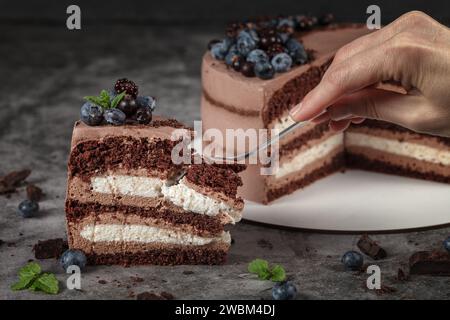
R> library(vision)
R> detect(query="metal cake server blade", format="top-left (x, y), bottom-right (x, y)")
top-left (172, 118), bottom-right (311, 183)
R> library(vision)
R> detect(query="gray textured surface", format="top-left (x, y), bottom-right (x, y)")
top-left (0, 25), bottom-right (449, 300)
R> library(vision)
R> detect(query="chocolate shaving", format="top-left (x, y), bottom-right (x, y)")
top-left (26, 184), bottom-right (45, 202)
top-left (0, 169), bottom-right (31, 194)
top-left (397, 267), bottom-right (410, 281)
top-left (32, 238), bottom-right (68, 259)
top-left (357, 235), bottom-right (387, 260)
top-left (409, 250), bottom-right (450, 276)
top-left (136, 291), bottom-right (174, 300)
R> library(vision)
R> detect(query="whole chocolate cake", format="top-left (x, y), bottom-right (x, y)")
top-left (201, 15), bottom-right (450, 203)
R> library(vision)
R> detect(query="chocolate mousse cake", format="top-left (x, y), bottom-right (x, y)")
top-left (65, 80), bottom-right (244, 265)
top-left (201, 15), bottom-right (450, 203)
top-left (201, 16), bottom-right (371, 203)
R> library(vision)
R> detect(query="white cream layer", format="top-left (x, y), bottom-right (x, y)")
top-left (91, 175), bottom-right (240, 222)
top-left (275, 133), bottom-right (344, 179)
top-left (91, 175), bottom-right (164, 198)
top-left (80, 224), bottom-right (230, 246)
top-left (346, 132), bottom-right (450, 166)
top-left (162, 178), bottom-right (241, 222)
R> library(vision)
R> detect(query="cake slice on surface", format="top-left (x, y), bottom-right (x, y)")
top-left (65, 81), bottom-right (244, 266)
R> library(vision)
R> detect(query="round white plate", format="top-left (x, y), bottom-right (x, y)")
top-left (243, 170), bottom-right (450, 232)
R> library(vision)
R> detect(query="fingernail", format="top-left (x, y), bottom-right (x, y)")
top-left (289, 102), bottom-right (302, 120)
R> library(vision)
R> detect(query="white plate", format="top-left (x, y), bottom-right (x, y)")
top-left (243, 170), bottom-right (450, 232)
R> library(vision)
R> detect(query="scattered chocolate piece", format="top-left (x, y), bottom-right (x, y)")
top-left (0, 239), bottom-right (4, 246)
top-left (375, 284), bottom-right (397, 296)
top-left (98, 280), bottom-right (107, 284)
top-left (0, 169), bottom-right (31, 194)
top-left (160, 292), bottom-right (175, 300)
top-left (409, 250), bottom-right (450, 276)
top-left (357, 235), bottom-right (387, 260)
top-left (26, 184), bottom-right (45, 202)
top-left (7, 242), bottom-right (16, 247)
top-left (257, 239), bottom-right (273, 250)
top-left (136, 292), bottom-right (164, 300)
top-left (33, 238), bottom-right (68, 259)
top-left (183, 270), bottom-right (194, 275)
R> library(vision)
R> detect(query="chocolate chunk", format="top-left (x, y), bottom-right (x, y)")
top-left (26, 184), bottom-right (45, 202)
top-left (160, 292), bottom-right (175, 300)
top-left (33, 238), bottom-right (68, 259)
top-left (0, 169), bottom-right (31, 194)
top-left (357, 235), bottom-right (387, 260)
top-left (130, 276), bottom-right (144, 283)
top-left (409, 250), bottom-right (450, 276)
top-left (136, 292), bottom-right (164, 300)
top-left (183, 270), bottom-right (194, 275)
top-left (98, 280), bottom-right (107, 284)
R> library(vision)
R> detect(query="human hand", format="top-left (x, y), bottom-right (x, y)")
top-left (289, 11), bottom-right (450, 137)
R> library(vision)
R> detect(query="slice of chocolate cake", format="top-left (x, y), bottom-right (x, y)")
top-left (65, 81), bottom-right (244, 266)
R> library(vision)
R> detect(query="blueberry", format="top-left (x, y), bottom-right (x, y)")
top-left (60, 249), bottom-right (87, 271)
top-left (104, 108), bottom-right (126, 125)
top-left (443, 236), bottom-right (450, 253)
top-left (271, 53), bottom-right (292, 73)
top-left (341, 251), bottom-right (364, 271)
top-left (135, 106), bottom-right (153, 124)
top-left (246, 49), bottom-right (269, 64)
top-left (18, 200), bottom-right (39, 218)
top-left (279, 33), bottom-right (291, 44)
top-left (210, 37), bottom-right (234, 60)
top-left (277, 18), bottom-right (295, 32)
top-left (286, 39), bottom-right (308, 65)
top-left (236, 30), bottom-right (258, 56)
top-left (254, 61), bottom-right (275, 80)
top-left (272, 281), bottom-right (297, 300)
top-left (240, 61), bottom-right (255, 77)
top-left (225, 45), bottom-right (241, 66)
top-left (136, 96), bottom-right (156, 112)
top-left (80, 102), bottom-right (104, 126)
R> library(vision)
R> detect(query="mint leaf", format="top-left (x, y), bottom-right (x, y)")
top-left (248, 259), bottom-right (269, 274)
top-left (10, 262), bottom-right (41, 291)
top-left (29, 273), bottom-right (59, 295)
top-left (248, 259), bottom-right (287, 282)
top-left (270, 264), bottom-right (286, 282)
top-left (110, 91), bottom-right (125, 109)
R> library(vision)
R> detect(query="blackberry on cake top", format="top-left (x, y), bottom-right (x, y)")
top-left (208, 14), bottom-right (333, 80)
top-left (80, 79), bottom-right (157, 126)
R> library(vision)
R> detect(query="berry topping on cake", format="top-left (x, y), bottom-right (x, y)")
top-left (104, 108), bottom-right (126, 126)
top-left (272, 281), bottom-right (298, 300)
top-left (240, 61), bottom-right (255, 77)
top-left (117, 95), bottom-right (137, 116)
top-left (80, 102), bottom-right (104, 126)
top-left (79, 79), bottom-right (156, 126)
top-left (114, 78), bottom-right (138, 98)
top-left (208, 14), bottom-right (323, 79)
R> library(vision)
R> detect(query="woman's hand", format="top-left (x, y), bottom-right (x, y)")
top-left (289, 11), bottom-right (450, 137)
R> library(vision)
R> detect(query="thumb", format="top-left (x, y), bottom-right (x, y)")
top-left (325, 88), bottom-right (428, 130)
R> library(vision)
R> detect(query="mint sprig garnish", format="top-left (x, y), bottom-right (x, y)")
top-left (248, 259), bottom-right (286, 282)
top-left (84, 90), bottom-right (125, 110)
top-left (11, 262), bottom-right (59, 294)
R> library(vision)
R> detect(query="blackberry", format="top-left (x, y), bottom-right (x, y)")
top-left (319, 13), bottom-right (334, 26)
top-left (114, 78), bottom-right (138, 98)
top-left (258, 28), bottom-right (282, 49)
top-left (267, 43), bottom-right (286, 58)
